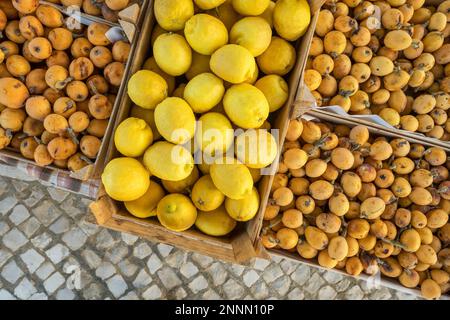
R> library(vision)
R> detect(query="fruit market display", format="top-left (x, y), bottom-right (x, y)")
top-left (261, 118), bottom-right (450, 299)
top-left (0, 0), bottom-right (129, 170)
top-left (101, 0), bottom-right (312, 236)
top-left (304, 0), bottom-right (450, 141)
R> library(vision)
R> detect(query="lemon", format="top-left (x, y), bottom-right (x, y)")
top-left (257, 36), bottom-right (296, 76)
top-left (173, 84), bottom-right (187, 98)
top-left (101, 157), bottom-right (150, 201)
top-left (184, 14), bottom-right (228, 55)
top-left (210, 44), bottom-right (256, 84)
top-left (143, 57), bottom-right (176, 95)
top-left (154, 97), bottom-right (196, 144)
top-left (255, 75), bottom-right (289, 112)
top-left (194, 0), bottom-right (226, 10)
top-left (245, 64), bottom-right (259, 84)
top-left (124, 180), bottom-right (165, 218)
top-left (235, 129), bottom-right (278, 168)
top-left (274, 0), bottom-right (311, 41)
top-left (130, 105), bottom-right (161, 141)
top-left (143, 141), bottom-right (194, 181)
top-left (207, 0), bottom-right (241, 31)
top-left (162, 166), bottom-right (199, 193)
top-left (196, 112), bottom-right (233, 158)
top-left (223, 83), bottom-right (269, 129)
top-left (157, 194), bottom-right (197, 232)
top-left (114, 117), bottom-right (153, 157)
top-left (258, 1), bottom-right (275, 28)
top-left (210, 157), bottom-right (253, 199)
top-left (198, 162), bottom-right (211, 175)
top-left (127, 70), bottom-right (168, 109)
top-left (191, 175), bottom-right (225, 211)
top-left (195, 206), bottom-right (237, 236)
top-left (225, 187), bottom-right (260, 221)
top-left (232, 0), bottom-right (270, 16)
top-left (184, 73), bottom-right (225, 113)
top-left (186, 52), bottom-right (211, 80)
top-left (230, 17), bottom-right (272, 57)
top-left (154, 0), bottom-right (194, 31)
top-left (154, 33), bottom-right (192, 76)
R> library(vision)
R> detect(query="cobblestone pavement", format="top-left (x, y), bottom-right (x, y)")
top-left (0, 168), bottom-right (419, 300)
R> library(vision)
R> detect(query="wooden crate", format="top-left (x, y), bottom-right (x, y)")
top-left (252, 98), bottom-right (450, 297)
top-left (0, 0), bottom-right (151, 181)
top-left (89, 0), bottom-right (325, 264)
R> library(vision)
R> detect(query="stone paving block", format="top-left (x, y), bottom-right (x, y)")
top-left (49, 217), bottom-right (72, 235)
top-left (243, 270), bottom-right (259, 287)
top-left (2, 228), bottom-right (28, 251)
top-left (81, 249), bottom-right (102, 269)
top-left (14, 277), bottom-right (37, 299)
top-left (62, 228), bottom-right (88, 251)
top-left (35, 262), bottom-right (55, 281)
top-left (147, 254), bottom-right (162, 275)
top-left (0, 250), bottom-right (12, 268)
top-left (44, 272), bottom-right (66, 294)
top-left (31, 232), bottom-right (52, 250)
top-left (20, 249), bottom-right (45, 273)
top-left (56, 288), bottom-right (76, 300)
top-left (188, 275), bottom-right (208, 294)
top-left (0, 289), bottom-right (16, 300)
top-left (120, 291), bottom-right (139, 300)
top-left (46, 244), bottom-right (70, 264)
top-left (133, 242), bottom-right (152, 259)
top-left (29, 293), bottom-right (48, 300)
top-left (1, 260), bottom-right (24, 284)
top-left (121, 233), bottom-right (139, 246)
top-left (118, 259), bottom-right (138, 278)
top-left (106, 275), bottom-right (128, 298)
top-left (9, 205), bottom-right (30, 225)
top-left (132, 270), bottom-right (151, 289)
top-left (180, 262), bottom-right (199, 279)
top-left (0, 221), bottom-right (10, 236)
top-left (157, 267), bottom-right (182, 290)
top-left (47, 188), bottom-right (69, 203)
top-left (33, 201), bottom-right (62, 226)
top-left (18, 217), bottom-right (41, 237)
top-left (0, 197), bottom-right (18, 215)
top-left (95, 262), bottom-right (116, 280)
top-left (222, 279), bottom-right (245, 299)
top-left (142, 284), bottom-right (162, 300)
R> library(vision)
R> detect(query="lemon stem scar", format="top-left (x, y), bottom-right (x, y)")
top-left (166, 204), bottom-right (177, 213)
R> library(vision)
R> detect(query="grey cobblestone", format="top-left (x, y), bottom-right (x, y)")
top-left (0, 175), bottom-right (423, 300)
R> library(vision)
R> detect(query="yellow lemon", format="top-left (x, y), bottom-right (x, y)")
top-left (198, 162), bottom-right (211, 175)
top-left (154, 0), bottom-right (194, 31)
top-left (223, 83), bottom-right (269, 128)
top-left (186, 52), bottom-right (211, 80)
top-left (195, 205), bottom-right (237, 236)
top-left (184, 73), bottom-right (225, 113)
top-left (157, 194), bottom-right (197, 232)
top-left (191, 175), bottom-right (225, 211)
top-left (101, 157), bottom-right (150, 201)
top-left (196, 112), bottom-right (233, 158)
top-left (235, 129), bottom-right (278, 168)
top-left (274, 0), bottom-right (311, 41)
top-left (143, 141), bottom-right (194, 181)
top-left (127, 70), bottom-right (168, 109)
top-left (124, 180), bottom-right (165, 218)
top-left (184, 14), bottom-right (228, 55)
top-left (245, 64), bottom-right (259, 84)
top-left (162, 166), bottom-right (200, 193)
top-left (173, 83), bottom-right (187, 98)
top-left (230, 17), bottom-right (272, 57)
top-left (130, 105), bottom-right (161, 141)
top-left (258, 1), bottom-right (275, 28)
top-left (142, 57), bottom-right (175, 95)
top-left (151, 26), bottom-right (184, 47)
top-left (210, 44), bottom-right (256, 84)
top-left (194, 0), bottom-right (226, 10)
top-left (153, 33), bottom-right (192, 76)
top-left (154, 97), bottom-right (196, 144)
top-left (257, 36), bottom-right (296, 76)
top-left (114, 117), bottom-right (153, 157)
top-left (210, 157), bottom-right (253, 199)
top-left (255, 75), bottom-right (289, 112)
top-left (232, 0), bottom-right (270, 16)
top-left (207, 0), bottom-right (241, 31)
top-left (225, 187), bottom-right (260, 221)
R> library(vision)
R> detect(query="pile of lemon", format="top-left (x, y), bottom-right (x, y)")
top-left (101, 0), bottom-right (311, 236)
